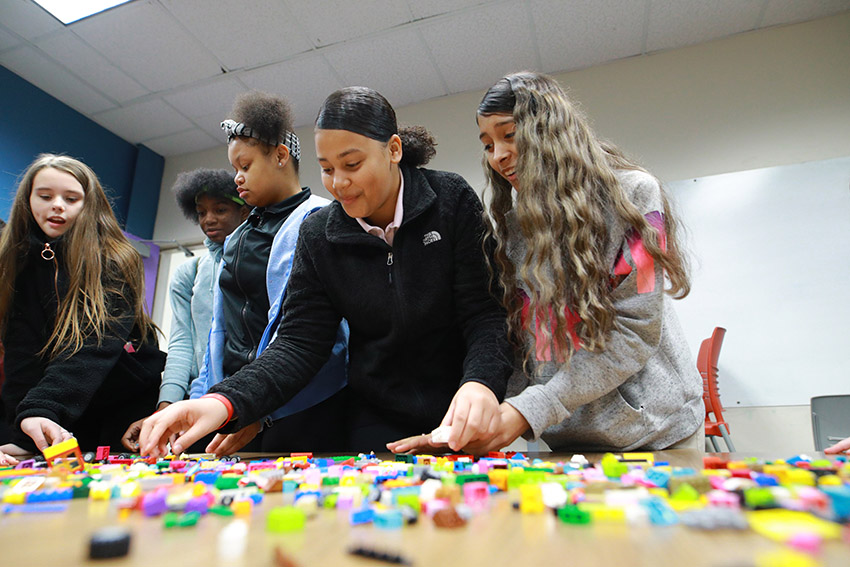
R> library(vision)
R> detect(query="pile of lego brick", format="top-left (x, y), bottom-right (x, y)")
top-left (2, 441), bottom-right (850, 564)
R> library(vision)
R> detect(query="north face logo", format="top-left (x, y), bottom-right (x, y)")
top-left (422, 231), bottom-right (441, 246)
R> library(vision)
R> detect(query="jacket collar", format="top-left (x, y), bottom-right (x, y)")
top-left (204, 236), bottom-right (224, 263)
top-left (324, 164), bottom-right (437, 245)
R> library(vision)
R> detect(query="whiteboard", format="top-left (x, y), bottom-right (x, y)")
top-left (668, 156), bottom-right (850, 408)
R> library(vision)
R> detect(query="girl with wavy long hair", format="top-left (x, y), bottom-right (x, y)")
top-left (0, 154), bottom-right (164, 465)
top-left (469, 71), bottom-right (703, 452)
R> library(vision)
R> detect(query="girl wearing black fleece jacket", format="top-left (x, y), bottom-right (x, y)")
top-left (141, 87), bottom-right (513, 456)
top-left (0, 154), bottom-right (164, 466)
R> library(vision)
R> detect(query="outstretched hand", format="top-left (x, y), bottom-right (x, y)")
top-left (440, 381), bottom-right (501, 452)
top-left (121, 417), bottom-right (146, 452)
top-left (206, 421), bottom-right (262, 456)
top-left (461, 402), bottom-right (531, 455)
top-left (0, 443), bottom-right (32, 466)
top-left (19, 417), bottom-right (72, 452)
top-left (139, 398), bottom-right (229, 458)
top-left (824, 436), bottom-right (850, 455)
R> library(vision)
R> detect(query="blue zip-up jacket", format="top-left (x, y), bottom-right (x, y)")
top-left (158, 237), bottom-right (223, 405)
top-left (191, 194), bottom-right (348, 421)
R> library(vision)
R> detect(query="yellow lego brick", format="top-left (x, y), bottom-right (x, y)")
top-left (2, 492), bottom-right (26, 504)
top-left (817, 474), bottom-right (842, 486)
top-left (42, 437), bottom-right (80, 460)
top-left (232, 499), bottom-right (253, 516)
top-left (519, 484), bottom-right (545, 514)
top-left (580, 502), bottom-right (626, 523)
top-left (782, 469), bottom-right (815, 487)
top-left (488, 469), bottom-right (509, 492)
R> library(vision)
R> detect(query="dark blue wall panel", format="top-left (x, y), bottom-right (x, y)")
top-left (0, 65), bottom-right (162, 236)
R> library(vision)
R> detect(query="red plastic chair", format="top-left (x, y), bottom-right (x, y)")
top-left (697, 327), bottom-right (736, 452)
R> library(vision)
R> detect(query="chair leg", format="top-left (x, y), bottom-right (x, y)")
top-left (709, 435), bottom-right (720, 452)
top-left (718, 424), bottom-right (736, 452)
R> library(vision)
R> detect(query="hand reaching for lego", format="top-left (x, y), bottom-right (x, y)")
top-left (206, 421), bottom-right (262, 456)
top-left (388, 401), bottom-right (531, 456)
top-left (139, 397), bottom-right (229, 458)
top-left (439, 381), bottom-right (501, 451)
top-left (387, 382), bottom-right (503, 455)
top-left (19, 417), bottom-right (72, 452)
top-left (122, 401), bottom-right (171, 452)
top-left (461, 402), bottom-right (531, 455)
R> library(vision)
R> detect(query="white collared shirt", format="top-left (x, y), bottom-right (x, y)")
top-left (356, 174), bottom-right (404, 246)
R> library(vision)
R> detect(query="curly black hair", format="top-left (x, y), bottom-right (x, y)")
top-left (229, 90), bottom-right (299, 172)
top-left (173, 168), bottom-right (242, 224)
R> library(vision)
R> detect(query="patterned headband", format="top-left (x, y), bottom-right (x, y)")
top-left (220, 119), bottom-right (301, 162)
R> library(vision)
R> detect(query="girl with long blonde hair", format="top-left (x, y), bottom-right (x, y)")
top-left (468, 71), bottom-right (703, 452)
top-left (0, 154), bottom-right (164, 465)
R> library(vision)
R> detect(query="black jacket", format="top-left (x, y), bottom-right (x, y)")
top-left (211, 165), bottom-right (512, 435)
top-left (219, 189), bottom-right (311, 376)
top-left (0, 231), bottom-right (165, 450)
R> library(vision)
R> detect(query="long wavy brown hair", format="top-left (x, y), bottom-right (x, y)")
top-left (0, 154), bottom-right (157, 359)
top-left (479, 72), bottom-right (690, 367)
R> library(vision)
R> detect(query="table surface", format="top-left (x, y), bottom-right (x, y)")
top-left (2, 450), bottom-right (849, 567)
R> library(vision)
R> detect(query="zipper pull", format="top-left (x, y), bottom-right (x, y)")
top-left (41, 243), bottom-right (55, 261)
top-left (387, 251), bottom-right (393, 285)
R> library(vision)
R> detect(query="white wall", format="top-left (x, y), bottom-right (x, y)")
top-left (151, 13), bottom-right (850, 455)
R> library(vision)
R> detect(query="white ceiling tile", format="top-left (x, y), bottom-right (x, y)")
top-left (420, 3), bottom-right (538, 93)
top-left (0, 0), bottom-right (64, 40)
top-left (163, 77), bottom-right (246, 120)
top-left (35, 30), bottom-right (148, 103)
top-left (194, 111), bottom-right (233, 142)
top-left (160, 0), bottom-right (312, 70)
top-left (0, 45), bottom-right (115, 113)
top-left (71, 1), bottom-right (222, 92)
top-left (760, 0), bottom-right (850, 27)
top-left (0, 24), bottom-right (24, 51)
top-left (324, 29), bottom-right (446, 108)
top-left (143, 128), bottom-right (220, 157)
top-left (284, 0), bottom-right (413, 47)
top-left (647, 0), bottom-right (764, 52)
top-left (92, 98), bottom-right (194, 143)
top-left (408, 0), bottom-right (492, 20)
top-left (240, 54), bottom-right (344, 127)
top-left (531, 0), bottom-right (646, 73)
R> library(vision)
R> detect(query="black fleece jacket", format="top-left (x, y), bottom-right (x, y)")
top-left (210, 165), bottom-right (513, 435)
top-left (0, 231), bottom-right (165, 450)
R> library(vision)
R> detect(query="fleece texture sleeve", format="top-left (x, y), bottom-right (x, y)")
top-left (451, 185), bottom-right (512, 400)
top-left (11, 288), bottom-right (138, 430)
top-left (208, 228), bottom-right (341, 432)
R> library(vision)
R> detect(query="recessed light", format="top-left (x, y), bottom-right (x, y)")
top-left (31, 0), bottom-right (135, 25)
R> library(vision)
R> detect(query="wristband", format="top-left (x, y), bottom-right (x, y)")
top-left (200, 394), bottom-right (234, 429)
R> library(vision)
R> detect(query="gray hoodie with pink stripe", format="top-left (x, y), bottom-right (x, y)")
top-left (504, 169), bottom-right (704, 451)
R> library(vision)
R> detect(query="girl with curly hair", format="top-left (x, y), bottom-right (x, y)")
top-left (465, 71), bottom-right (704, 453)
top-left (166, 91), bottom-right (349, 455)
top-left (139, 87), bottom-right (513, 457)
top-left (121, 168), bottom-right (248, 450)
top-left (0, 154), bottom-right (164, 465)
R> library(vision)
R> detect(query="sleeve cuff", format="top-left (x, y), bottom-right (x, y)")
top-left (504, 383), bottom-right (570, 441)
